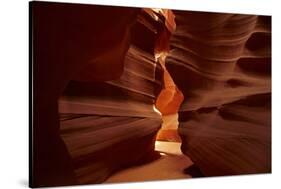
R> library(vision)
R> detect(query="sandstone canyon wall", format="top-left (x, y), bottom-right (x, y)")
top-left (31, 2), bottom-right (141, 187)
top-left (31, 2), bottom-right (272, 187)
top-left (166, 11), bottom-right (271, 176)
top-left (58, 8), bottom-right (166, 185)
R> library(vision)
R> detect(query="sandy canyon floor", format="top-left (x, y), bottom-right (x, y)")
top-left (105, 141), bottom-right (193, 183)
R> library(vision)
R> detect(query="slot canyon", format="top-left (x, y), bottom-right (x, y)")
top-left (31, 2), bottom-right (271, 187)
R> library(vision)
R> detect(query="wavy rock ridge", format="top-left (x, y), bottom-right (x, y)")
top-left (31, 2), bottom-right (140, 187)
top-left (166, 11), bottom-right (271, 176)
top-left (59, 9), bottom-right (166, 184)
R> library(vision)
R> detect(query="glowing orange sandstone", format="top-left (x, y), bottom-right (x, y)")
top-left (150, 9), bottom-right (184, 142)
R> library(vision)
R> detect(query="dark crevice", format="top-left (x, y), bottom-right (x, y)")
top-left (183, 164), bottom-right (205, 178)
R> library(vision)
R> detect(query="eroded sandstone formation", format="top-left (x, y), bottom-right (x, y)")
top-left (166, 11), bottom-right (271, 176)
top-left (31, 2), bottom-right (140, 187)
top-left (58, 8), bottom-right (167, 185)
top-left (152, 10), bottom-right (184, 142)
top-left (31, 2), bottom-right (272, 186)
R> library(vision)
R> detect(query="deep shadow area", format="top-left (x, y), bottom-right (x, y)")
top-left (183, 164), bottom-right (205, 178)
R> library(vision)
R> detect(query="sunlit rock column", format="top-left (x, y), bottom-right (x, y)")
top-left (152, 9), bottom-right (184, 142)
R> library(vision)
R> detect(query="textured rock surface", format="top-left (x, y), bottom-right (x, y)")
top-left (58, 9), bottom-right (165, 185)
top-left (166, 11), bottom-right (271, 176)
top-left (32, 2), bottom-right (272, 186)
top-left (31, 2), bottom-right (140, 187)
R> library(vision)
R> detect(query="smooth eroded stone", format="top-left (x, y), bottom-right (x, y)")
top-left (31, 1), bottom-right (140, 187)
top-left (166, 11), bottom-right (271, 176)
top-left (57, 9), bottom-right (167, 185)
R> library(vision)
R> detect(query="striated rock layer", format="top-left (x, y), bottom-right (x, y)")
top-left (58, 9), bottom-right (165, 185)
top-left (166, 11), bottom-right (271, 176)
top-left (31, 2), bottom-right (140, 187)
top-left (32, 2), bottom-right (271, 186)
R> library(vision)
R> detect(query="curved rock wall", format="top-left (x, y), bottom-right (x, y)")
top-left (32, 2), bottom-right (272, 186)
top-left (166, 11), bottom-right (271, 176)
top-left (31, 2), bottom-right (140, 187)
top-left (59, 9), bottom-right (165, 185)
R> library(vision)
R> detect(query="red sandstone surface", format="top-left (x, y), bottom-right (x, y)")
top-left (31, 2), bottom-right (271, 187)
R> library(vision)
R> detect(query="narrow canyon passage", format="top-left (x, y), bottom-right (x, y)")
top-left (105, 9), bottom-right (193, 182)
top-left (58, 7), bottom-right (192, 184)
top-left (31, 2), bottom-right (271, 187)
top-left (58, 7), bottom-right (271, 184)
top-left (105, 141), bottom-right (192, 183)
